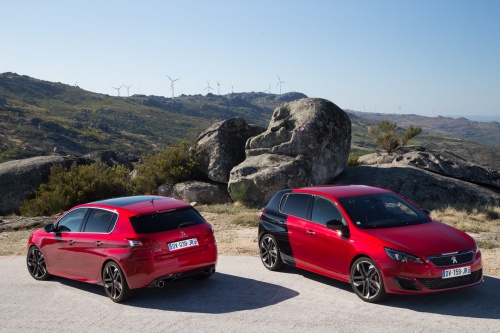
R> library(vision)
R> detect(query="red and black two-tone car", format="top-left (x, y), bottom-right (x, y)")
top-left (258, 185), bottom-right (483, 302)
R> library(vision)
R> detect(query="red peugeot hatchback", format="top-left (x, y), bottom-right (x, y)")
top-left (258, 185), bottom-right (483, 302)
top-left (27, 196), bottom-right (217, 302)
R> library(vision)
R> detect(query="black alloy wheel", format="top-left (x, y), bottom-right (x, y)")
top-left (27, 246), bottom-right (51, 280)
top-left (260, 234), bottom-right (284, 271)
top-left (102, 261), bottom-right (132, 303)
top-left (350, 257), bottom-right (387, 303)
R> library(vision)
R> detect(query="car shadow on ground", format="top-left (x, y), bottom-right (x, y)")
top-left (280, 266), bottom-right (499, 320)
top-left (53, 272), bottom-right (299, 313)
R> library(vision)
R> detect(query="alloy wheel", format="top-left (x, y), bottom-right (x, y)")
top-left (103, 262), bottom-right (131, 302)
top-left (27, 247), bottom-right (50, 280)
top-left (351, 258), bottom-right (387, 302)
top-left (260, 234), bottom-right (283, 271)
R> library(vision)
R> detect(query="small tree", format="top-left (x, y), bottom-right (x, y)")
top-left (368, 121), bottom-right (422, 154)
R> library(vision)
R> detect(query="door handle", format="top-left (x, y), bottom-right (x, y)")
top-left (306, 230), bottom-right (315, 235)
top-left (95, 241), bottom-right (103, 246)
top-left (68, 240), bottom-right (74, 245)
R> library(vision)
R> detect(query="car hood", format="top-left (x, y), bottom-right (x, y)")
top-left (361, 221), bottom-right (475, 256)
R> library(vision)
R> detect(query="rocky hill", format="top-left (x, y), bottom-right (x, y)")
top-left (1, 72), bottom-right (498, 170)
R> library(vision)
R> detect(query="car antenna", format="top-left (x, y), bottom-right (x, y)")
top-left (151, 198), bottom-right (155, 204)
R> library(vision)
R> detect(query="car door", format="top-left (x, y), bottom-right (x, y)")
top-left (280, 193), bottom-right (312, 266)
top-left (42, 208), bottom-right (89, 276)
top-left (73, 209), bottom-right (117, 281)
top-left (303, 196), bottom-right (349, 280)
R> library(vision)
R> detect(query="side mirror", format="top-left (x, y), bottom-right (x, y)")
top-left (326, 219), bottom-right (344, 230)
top-left (44, 224), bottom-right (55, 233)
top-left (326, 219), bottom-right (350, 237)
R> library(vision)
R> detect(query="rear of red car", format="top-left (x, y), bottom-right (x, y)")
top-left (103, 205), bottom-right (217, 289)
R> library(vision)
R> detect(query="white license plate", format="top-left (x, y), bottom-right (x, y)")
top-left (442, 266), bottom-right (471, 279)
top-left (168, 238), bottom-right (198, 251)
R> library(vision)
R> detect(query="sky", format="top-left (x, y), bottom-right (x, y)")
top-left (1, 0), bottom-right (499, 120)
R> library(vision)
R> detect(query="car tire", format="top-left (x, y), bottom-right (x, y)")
top-left (260, 234), bottom-right (284, 271)
top-left (350, 257), bottom-right (387, 303)
top-left (102, 261), bottom-right (132, 303)
top-left (26, 246), bottom-right (51, 281)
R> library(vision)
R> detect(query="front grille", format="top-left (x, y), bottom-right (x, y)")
top-left (426, 250), bottom-right (474, 267)
top-left (394, 277), bottom-right (421, 291)
top-left (416, 269), bottom-right (482, 290)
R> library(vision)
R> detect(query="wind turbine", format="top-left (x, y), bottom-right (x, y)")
top-left (231, 81), bottom-right (234, 94)
top-left (166, 75), bottom-right (180, 98)
top-left (217, 81), bottom-right (221, 95)
top-left (264, 84), bottom-right (271, 94)
top-left (276, 76), bottom-right (285, 95)
top-left (124, 85), bottom-right (132, 97)
top-left (112, 85), bottom-right (124, 97)
top-left (205, 80), bottom-right (213, 95)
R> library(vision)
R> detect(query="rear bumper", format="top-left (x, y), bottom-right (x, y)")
top-left (120, 243), bottom-right (218, 289)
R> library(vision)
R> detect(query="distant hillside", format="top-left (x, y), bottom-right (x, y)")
top-left (0, 72), bottom-right (305, 162)
top-left (348, 110), bottom-right (500, 149)
top-left (1, 73), bottom-right (498, 170)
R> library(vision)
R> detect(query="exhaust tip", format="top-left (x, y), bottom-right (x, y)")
top-left (157, 280), bottom-right (165, 288)
top-left (209, 267), bottom-right (216, 275)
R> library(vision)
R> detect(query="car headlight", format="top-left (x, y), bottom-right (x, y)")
top-left (385, 247), bottom-right (424, 264)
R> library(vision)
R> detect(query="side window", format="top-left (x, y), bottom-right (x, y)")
top-left (311, 196), bottom-right (343, 225)
top-left (281, 194), bottom-right (311, 219)
top-left (83, 209), bottom-right (117, 233)
top-left (56, 208), bottom-right (88, 232)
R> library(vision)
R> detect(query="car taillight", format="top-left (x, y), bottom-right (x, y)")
top-left (126, 238), bottom-right (160, 250)
top-left (259, 210), bottom-right (266, 221)
top-left (205, 224), bottom-right (214, 237)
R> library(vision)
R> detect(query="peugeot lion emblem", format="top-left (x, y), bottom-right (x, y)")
top-left (180, 230), bottom-right (186, 237)
top-left (451, 256), bottom-right (458, 264)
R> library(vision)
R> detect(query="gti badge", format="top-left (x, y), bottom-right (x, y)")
top-left (180, 230), bottom-right (186, 237)
top-left (451, 256), bottom-right (458, 264)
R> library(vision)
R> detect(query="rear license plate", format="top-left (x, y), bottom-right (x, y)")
top-left (168, 238), bottom-right (198, 251)
top-left (442, 266), bottom-right (471, 279)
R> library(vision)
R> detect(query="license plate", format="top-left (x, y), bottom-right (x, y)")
top-left (442, 266), bottom-right (471, 279)
top-left (168, 238), bottom-right (198, 251)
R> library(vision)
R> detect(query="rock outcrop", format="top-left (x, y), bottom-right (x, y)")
top-left (0, 156), bottom-right (75, 215)
top-left (194, 117), bottom-right (265, 183)
top-left (359, 146), bottom-right (500, 190)
top-left (170, 181), bottom-right (232, 205)
top-left (228, 98), bottom-right (351, 207)
top-left (333, 165), bottom-right (500, 206)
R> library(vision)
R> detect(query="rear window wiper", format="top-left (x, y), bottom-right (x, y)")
top-left (178, 222), bottom-right (196, 229)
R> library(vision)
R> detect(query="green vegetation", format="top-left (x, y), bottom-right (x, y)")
top-left (347, 152), bottom-right (359, 167)
top-left (132, 140), bottom-right (198, 194)
top-left (20, 140), bottom-right (199, 216)
top-left (21, 163), bottom-right (133, 216)
top-left (368, 121), bottom-right (422, 154)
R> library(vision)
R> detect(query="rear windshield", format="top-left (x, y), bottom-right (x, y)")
top-left (129, 207), bottom-right (206, 234)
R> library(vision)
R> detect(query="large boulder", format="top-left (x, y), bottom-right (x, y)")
top-left (170, 181), bottom-right (232, 205)
top-left (0, 156), bottom-right (76, 215)
top-left (333, 165), bottom-right (500, 206)
top-left (194, 117), bottom-right (265, 183)
top-left (228, 98), bottom-right (351, 207)
top-left (360, 146), bottom-right (500, 190)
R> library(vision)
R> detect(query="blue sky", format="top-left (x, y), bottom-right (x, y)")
top-left (1, 0), bottom-right (499, 118)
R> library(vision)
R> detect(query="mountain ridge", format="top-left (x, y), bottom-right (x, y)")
top-left (1, 72), bottom-right (498, 170)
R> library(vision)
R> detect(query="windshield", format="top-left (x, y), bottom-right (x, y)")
top-left (337, 193), bottom-right (430, 229)
top-left (129, 207), bottom-right (205, 234)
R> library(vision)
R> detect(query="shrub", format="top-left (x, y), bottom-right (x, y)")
top-left (368, 121), bottom-right (422, 154)
top-left (21, 162), bottom-right (133, 216)
top-left (347, 152), bottom-right (359, 167)
top-left (132, 139), bottom-right (198, 194)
